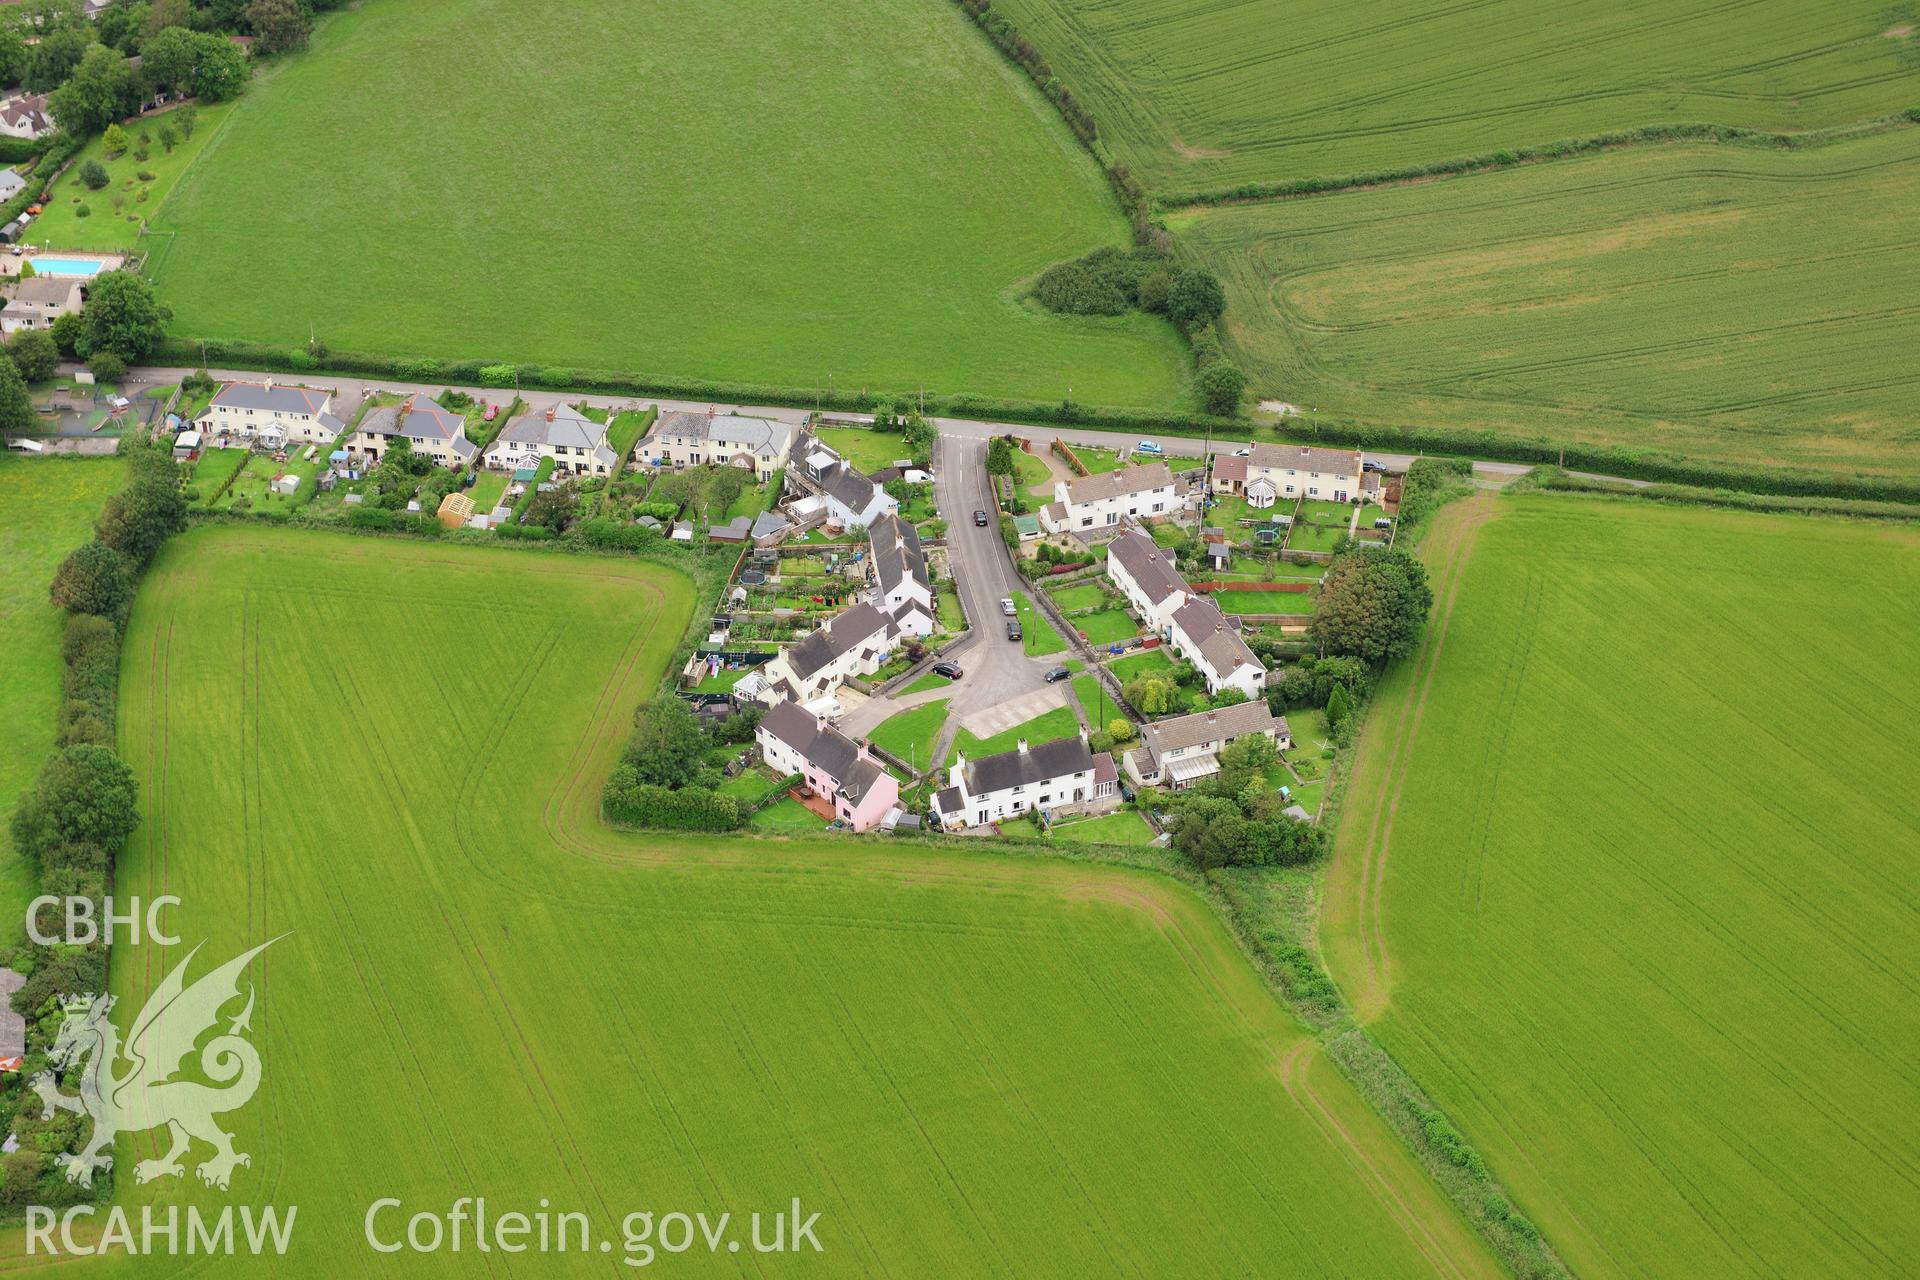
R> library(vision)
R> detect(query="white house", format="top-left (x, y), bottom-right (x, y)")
top-left (0, 276), bottom-right (83, 335)
top-left (1167, 596), bottom-right (1267, 702)
top-left (757, 602), bottom-right (899, 705)
top-left (646, 410), bottom-right (795, 480)
top-left (930, 734), bottom-right (1118, 830)
top-left (756, 699), bottom-right (901, 833)
top-left (1104, 524), bottom-right (1192, 634)
top-left (1127, 700), bottom-right (1290, 789)
top-left (1039, 462), bottom-right (1176, 535)
top-left (200, 380), bottom-right (344, 447)
top-left (489, 403), bottom-right (618, 476)
top-left (347, 394), bottom-right (477, 468)
top-left (1237, 443), bottom-right (1364, 505)
top-left (795, 435), bottom-right (896, 529)
top-left (0, 95), bottom-right (52, 141)
top-left (868, 512), bottom-right (935, 637)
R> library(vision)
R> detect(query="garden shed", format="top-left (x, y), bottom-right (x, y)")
top-left (438, 491), bottom-right (475, 529)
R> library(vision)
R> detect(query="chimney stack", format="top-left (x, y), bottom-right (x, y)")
top-left (1017, 739), bottom-right (1030, 754)
top-left (546, 405), bottom-right (556, 422)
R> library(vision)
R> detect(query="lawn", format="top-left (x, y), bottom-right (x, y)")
top-left (936, 588), bottom-right (965, 631)
top-left (1284, 521), bottom-right (1348, 554)
top-left (1011, 589), bottom-right (1066, 656)
top-left (1184, 128), bottom-right (1920, 484)
top-left (185, 445), bottom-right (251, 506)
top-left (606, 408), bottom-right (654, 462)
top-left (816, 427), bottom-right (912, 475)
top-left (1071, 608), bottom-right (1138, 645)
top-left (1214, 589), bottom-right (1315, 617)
top-left (1070, 674), bottom-right (1118, 729)
top-left (0, 456), bottom-right (121, 928)
top-left (1071, 444), bottom-right (1123, 474)
top-left (989, 0), bottom-right (1916, 191)
top-left (1045, 581), bottom-right (1107, 611)
top-left (1324, 493), bottom-right (1920, 1278)
top-left (147, 0), bottom-right (1187, 409)
top-left (950, 703), bottom-right (1083, 765)
top-left (1108, 647), bottom-right (1174, 682)
top-left (749, 794), bottom-right (823, 833)
top-left (96, 522), bottom-right (1492, 1277)
top-left (1011, 448), bottom-right (1053, 495)
top-left (869, 697), bottom-right (950, 771)
top-left (899, 671), bottom-right (954, 696)
top-left (30, 101), bottom-right (237, 252)
top-left (1050, 809), bottom-right (1157, 846)
top-left (467, 470), bottom-right (508, 513)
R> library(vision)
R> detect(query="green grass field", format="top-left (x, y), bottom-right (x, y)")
top-left (1182, 128), bottom-right (1920, 483)
top-left (1049, 809), bottom-right (1157, 846)
top-left (31, 102), bottom-right (237, 251)
top-left (81, 523), bottom-right (1497, 1277)
top-left (870, 697), bottom-right (949, 770)
top-left (0, 457), bottom-right (121, 927)
top-left (815, 427), bottom-right (912, 475)
top-left (990, 0), bottom-right (1917, 192)
top-left (1325, 492), bottom-right (1920, 1277)
top-left (146, 0), bottom-right (1187, 408)
top-left (950, 704), bottom-right (1083, 767)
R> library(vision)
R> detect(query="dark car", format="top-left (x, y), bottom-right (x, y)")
top-left (1362, 458), bottom-right (1387, 473)
top-left (1043, 666), bottom-right (1071, 683)
top-left (1007, 620), bottom-right (1023, 642)
top-left (932, 660), bottom-right (962, 679)
top-left (973, 509), bottom-right (989, 526)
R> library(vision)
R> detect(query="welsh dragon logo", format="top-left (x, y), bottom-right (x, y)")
top-left (32, 938), bottom-right (281, 1191)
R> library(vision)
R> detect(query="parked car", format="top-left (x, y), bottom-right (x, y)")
top-left (483, 403), bottom-right (500, 421)
top-left (973, 509), bottom-right (989, 526)
top-left (1233, 447), bottom-right (1251, 457)
top-left (1135, 440), bottom-right (1164, 455)
top-left (1000, 597), bottom-right (1016, 616)
top-left (932, 661), bottom-right (962, 679)
top-left (1362, 458), bottom-right (1386, 473)
top-left (1043, 666), bottom-right (1071, 683)
top-left (1007, 620), bottom-right (1023, 642)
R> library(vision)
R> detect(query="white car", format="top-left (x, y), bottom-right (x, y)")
top-left (1000, 598), bottom-right (1016, 616)
top-left (1233, 447), bottom-right (1252, 457)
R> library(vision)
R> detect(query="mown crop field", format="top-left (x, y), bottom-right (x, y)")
top-left (0, 457), bottom-right (120, 928)
top-left (990, 0), bottom-right (1917, 191)
top-left (1324, 492), bottom-right (1920, 1277)
top-left (77, 524), bottom-right (1500, 1276)
top-left (1180, 128), bottom-right (1920, 484)
top-left (145, 0), bottom-right (1187, 408)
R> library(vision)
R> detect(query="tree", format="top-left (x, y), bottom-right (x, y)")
top-left (1136, 269), bottom-right (1172, 315)
top-left (186, 32), bottom-right (249, 100)
top-left (1166, 268), bottom-right (1227, 328)
top-left (1220, 731), bottom-right (1277, 773)
top-left (157, 122), bottom-right (179, 152)
top-left (101, 122), bottom-right (129, 156)
top-left (1195, 360), bottom-right (1247, 416)
top-left (25, 24), bottom-right (93, 94)
top-left (76, 270), bottom-right (172, 361)
top-left (95, 455), bottom-right (186, 570)
top-left (985, 435), bottom-right (1015, 476)
top-left (1309, 546), bottom-right (1434, 664)
top-left (245, 0), bottom-right (311, 53)
top-left (522, 480), bottom-right (577, 532)
top-left (87, 349), bottom-right (126, 383)
top-left (0, 352), bottom-right (36, 433)
top-left (1124, 674), bottom-right (1180, 715)
top-left (48, 45), bottom-right (134, 136)
top-left (7, 329), bottom-right (61, 382)
top-left (9, 744), bottom-right (139, 865)
top-left (622, 700), bottom-right (706, 789)
top-left (1326, 683), bottom-right (1352, 732)
top-left (78, 159), bottom-right (110, 190)
top-left (1106, 717), bottom-right (1136, 744)
top-left (49, 311), bottom-right (85, 358)
top-left (48, 540), bottom-right (131, 618)
top-left (144, 0), bottom-right (192, 35)
top-left (0, 28), bottom-right (31, 86)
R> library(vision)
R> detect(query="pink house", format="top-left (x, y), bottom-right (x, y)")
top-left (756, 700), bottom-right (900, 833)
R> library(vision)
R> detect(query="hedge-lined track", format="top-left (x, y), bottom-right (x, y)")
top-left (146, 0), bottom-right (1188, 408)
top-left (1180, 128), bottom-right (1920, 482)
top-left (1324, 492), bottom-right (1920, 1278)
top-left (85, 526), bottom-right (1500, 1277)
top-left (990, 0), bottom-right (1917, 191)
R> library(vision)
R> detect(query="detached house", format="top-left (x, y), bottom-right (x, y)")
top-left (1105, 525), bottom-right (1192, 634)
top-left (930, 734), bottom-right (1118, 830)
top-left (1230, 443), bottom-right (1364, 507)
top-left (868, 512), bottom-right (935, 637)
top-left (796, 435), bottom-right (896, 529)
top-left (1167, 596), bottom-right (1267, 702)
top-left (200, 380), bottom-right (344, 447)
top-left (646, 410), bottom-right (795, 480)
top-left (0, 276), bottom-right (83, 335)
top-left (348, 394), bottom-right (477, 468)
top-left (756, 700), bottom-right (900, 833)
top-left (1127, 701), bottom-right (1290, 789)
top-left (490, 403), bottom-right (618, 476)
top-left (1039, 462), bottom-right (1176, 536)
top-left (757, 602), bottom-right (899, 705)
top-left (0, 94), bottom-right (52, 141)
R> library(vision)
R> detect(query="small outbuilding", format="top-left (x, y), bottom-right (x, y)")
top-left (437, 491), bottom-right (475, 529)
top-left (171, 430), bottom-right (201, 459)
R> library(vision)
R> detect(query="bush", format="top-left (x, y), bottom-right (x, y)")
top-left (74, 203), bottom-right (90, 219)
top-left (79, 159), bottom-right (108, 190)
top-left (60, 613), bottom-right (119, 728)
top-left (9, 744), bottom-right (139, 864)
top-left (1194, 360), bottom-right (1247, 416)
top-left (87, 350), bottom-right (126, 383)
top-left (48, 540), bottom-right (131, 618)
top-left (602, 766), bottom-right (744, 831)
top-left (136, 169), bottom-right (156, 182)
top-left (1167, 268), bottom-right (1227, 328)
top-left (1033, 245), bottom-right (1164, 316)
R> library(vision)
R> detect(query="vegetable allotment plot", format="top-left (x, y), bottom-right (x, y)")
top-left (1324, 493), bottom-right (1920, 1278)
top-left (85, 525), bottom-right (1498, 1277)
top-left (1181, 129), bottom-right (1920, 485)
top-left (989, 0), bottom-right (1916, 191)
top-left (147, 0), bottom-right (1187, 408)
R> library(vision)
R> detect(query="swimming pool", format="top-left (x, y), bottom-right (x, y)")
top-left (30, 257), bottom-right (108, 278)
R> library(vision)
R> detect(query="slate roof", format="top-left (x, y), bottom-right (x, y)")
top-left (783, 602), bottom-right (893, 681)
top-left (653, 411), bottom-right (794, 458)
top-left (1247, 442), bottom-right (1362, 476)
top-left (6, 276), bottom-right (83, 308)
top-left (497, 403), bottom-right (607, 452)
top-left (759, 698), bottom-right (860, 782)
top-left (1062, 461), bottom-right (1173, 507)
top-left (361, 395), bottom-right (474, 458)
top-left (819, 462), bottom-right (883, 516)
top-left (1139, 701), bottom-right (1283, 762)
top-left (750, 510), bottom-right (791, 538)
top-left (1171, 597), bottom-right (1263, 680)
top-left (0, 170), bottom-right (23, 201)
top-left (961, 735), bottom-right (1095, 797)
top-left (1106, 526), bottom-right (1188, 605)
top-left (210, 380), bottom-right (333, 417)
top-left (869, 512), bottom-right (928, 597)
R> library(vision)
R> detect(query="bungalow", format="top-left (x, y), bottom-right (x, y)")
top-left (1166, 596), bottom-right (1268, 702)
top-left (796, 435), bottom-right (896, 529)
top-left (930, 733), bottom-right (1118, 830)
top-left (489, 403), bottom-right (619, 476)
top-left (756, 602), bottom-right (899, 705)
top-left (868, 512), bottom-right (935, 636)
top-left (0, 94), bottom-right (52, 141)
top-left (756, 699), bottom-right (900, 833)
top-left (1240, 443), bottom-right (1365, 506)
top-left (1127, 700), bottom-right (1290, 789)
top-left (1105, 524), bottom-right (1192, 634)
top-left (348, 394), bottom-right (478, 468)
top-left (200, 380), bottom-right (344, 447)
top-left (646, 410), bottom-right (795, 480)
top-left (1038, 462), bottom-right (1175, 536)
top-left (0, 276), bottom-right (83, 335)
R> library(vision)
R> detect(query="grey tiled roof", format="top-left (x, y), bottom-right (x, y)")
top-left (1247, 442), bottom-right (1362, 476)
top-left (497, 403), bottom-right (606, 451)
top-left (1063, 462), bottom-right (1173, 507)
top-left (869, 512), bottom-right (928, 597)
top-left (1171, 597), bottom-right (1262, 679)
top-left (1107, 526), bottom-right (1188, 604)
top-left (653, 411), bottom-right (794, 458)
top-left (962, 736), bottom-right (1094, 797)
top-left (210, 381), bottom-right (333, 417)
top-left (784, 602), bottom-right (893, 680)
top-left (1139, 701), bottom-right (1282, 761)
